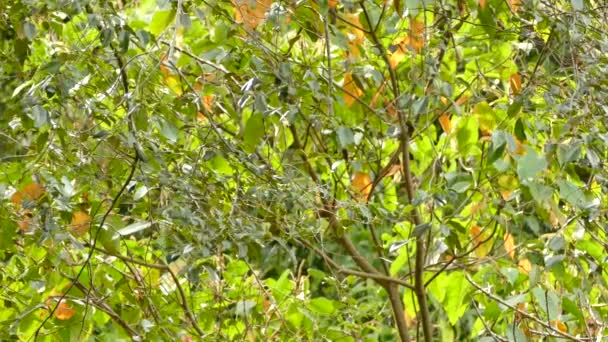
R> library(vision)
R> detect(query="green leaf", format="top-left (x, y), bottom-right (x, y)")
top-left (456, 116), bottom-right (479, 156)
top-left (557, 141), bottom-right (581, 167)
top-left (513, 118), bottom-right (526, 142)
top-left (557, 179), bottom-right (587, 209)
top-left (526, 182), bottom-right (553, 203)
top-left (336, 126), bottom-right (355, 148)
top-left (244, 113), bottom-right (265, 152)
top-left (442, 272), bottom-right (470, 325)
top-left (412, 223), bottom-right (431, 237)
top-left (159, 119), bottom-right (179, 142)
top-left (115, 221), bottom-right (153, 237)
top-left (149, 9), bottom-right (176, 36)
top-left (576, 239), bottom-right (603, 261)
top-left (532, 287), bottom-right (561, 320)
top-left (209, 155), bottom-right (234, 175)
top-left (516, 147), bottom-right (547, 180)
top-left (571, 0), bottom-right (583, 10)
top-left (133, 186), bottom-right (149, 201)
top-left (309, 297), bottom-right (335, 314)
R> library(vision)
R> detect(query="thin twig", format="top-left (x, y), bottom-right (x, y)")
top-left (466, 274), bottom-right (585, 341)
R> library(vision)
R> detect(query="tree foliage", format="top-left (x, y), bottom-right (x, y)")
top-left (1, 0), bottom-right (608, 340)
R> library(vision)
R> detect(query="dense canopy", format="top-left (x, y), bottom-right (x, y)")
top-left (1, 0), bottom-right (608, 340)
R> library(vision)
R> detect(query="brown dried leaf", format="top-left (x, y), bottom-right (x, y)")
top-left (11, 183), bottom-right (45, 207)
top-left (233, 0), bottom-right (272, 30)
top-left (70, 211), bottom-right (91, 237)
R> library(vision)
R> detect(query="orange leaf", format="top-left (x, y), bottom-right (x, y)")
top-left (389, 47), bottom-right (406, 69)
top-left (328, 0), bottom-right (338, 9)
top-left (352, 172), bottom-right (372, 202)
top-left (384, 99), bottom-right (398, 118)
top-left (518, 258), bottom-right (531, 274)
top-left (504, 232), bottom-right (515, 259)
top-left (479, 0), bottom-right (487, 10)
top-left (202, 95), bottom-right (214, 113)
top-left (70, 211), bottom-right (91, 236)
top-left (470, 202), bottom-right (485, 216)
top-left (456, 95), bottom-right (469, 106)
top-left (233, 0), bottom-right (272, 30)
top-left (343, 72), bottom-right (363, 107)
top-left (11, 183), bottom-right (45, 207)
top-left (510, 73), bottom-right (522, 96)
top-left (17, 212), bottom-right (33, 232)
top-left (159, 54), bottom-right (170, 78)
top-left (508, 0), bottom-right (521, 12)
top-left (407, 18), bottom-right (425, 53)
top-left (499, 190), bottom-right (513, 200)
top-left (438, 114), bottom-right (451, 134)
top-left (344, 14), bottom-right (365, 58)
top-left (55, 300), bottom-right (76, 320)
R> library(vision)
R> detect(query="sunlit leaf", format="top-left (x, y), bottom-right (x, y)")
top-left (518, 258), bottom-right (531, 274)
top-left (504, 232), bottom-right (515, 259)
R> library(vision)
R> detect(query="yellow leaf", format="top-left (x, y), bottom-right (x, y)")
top-left (497, 174), bottom-right (518, 200)
top-left (389, 47), bottom-right (406, 69)
top-left (352, 172), bottom-right (372, 202)
top-left (510, 73), bottom-right (522, 96)
top-left (438, 114), bottom-right (451, 134)
top-left (11, 183), bottom-right (45, 207)
top-left (504, 232), bottom-right (515, 259)
top-left (165, 75), bottom-right (183, 95)
top-left (343, 72), bottom-right (363, 107)
top-left (471, 224), bottom-right (492, 258)
top-left (550, 320), bottom-right (568, 333)
top-left (55, 300), bottom-right (76, 320)
top-left (233, 0), bottom-right (272, 30)
top-left (518, 258), bottom-right (531, 274)
top-left (70, 211), bottom-right (91, 237)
